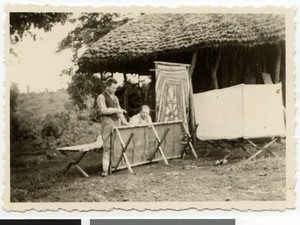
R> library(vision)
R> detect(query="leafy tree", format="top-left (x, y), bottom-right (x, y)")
top-left (10, 83), bottom-right (20, 142)
top-left (10, 12), bottom-right (70, 43)
top-left (66, 73), bottom-right (105, 110)
top-left (10, 83), bottom-right (19, 112)
top-left (57, 13), bottom-right (132, 77)
top-left (57, 13), bottom-right (140, 116)
top-left (41, 112), bottom-right (70, 139)
top-left (10, 84), bottom-right (40, 148)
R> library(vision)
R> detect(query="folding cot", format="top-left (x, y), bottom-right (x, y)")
top-left (192, 83), bottom-right (286, 161)
top-left (57, 136), bottom-right (103, 177)
top-left (57, 121), bottom-right (196, 177)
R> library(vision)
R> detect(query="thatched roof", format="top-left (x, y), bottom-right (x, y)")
top-left (78, 13), bottom-right (285, 74)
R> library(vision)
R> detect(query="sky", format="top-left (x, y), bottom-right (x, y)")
top-left (8, 14), bottom-right (150, 93)
top-left (9, 18), bottom-right (79, 93)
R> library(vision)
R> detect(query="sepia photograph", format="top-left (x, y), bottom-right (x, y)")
top-left (4, 5), bottom-right (295, 211)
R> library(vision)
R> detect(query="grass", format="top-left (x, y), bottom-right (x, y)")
top-left (10, 142), bottom-right (286, 202)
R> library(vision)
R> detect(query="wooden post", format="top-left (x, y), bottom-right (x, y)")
top-left (190, 50), bottom-right (198, 75)
top-left (149, 72), bottom-right (156, 121)
top-left (261, 47), bottom-right (267, 73)
top-left (231, 49), bottom-right (238, 85)
top-left (108, 129), bottom-right (115, 175)
top-left (274, 45), bottom-right (282, 83)
top-left (137, 74), bottom-right (145, 104)
top-left (237, 52), bottom-right (245, 84)
top-left (189, 50), bottom-right (198, 144)
top-left (244, 63), bottom-right (256, 84)
top-left (123, 73), bottom-right (129, 119)
top-left (221, 49), bottom-right (231, 88)
top-left (231, 59), bottom-right (238, 86)
top-left (211, 48), bottom-right (221, 89)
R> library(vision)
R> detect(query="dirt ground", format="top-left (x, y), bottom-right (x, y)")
top-left (10, 140), bottom-right (286, 202)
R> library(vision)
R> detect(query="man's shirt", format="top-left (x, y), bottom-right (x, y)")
top-left (97, 91), bottom-right (121, 115)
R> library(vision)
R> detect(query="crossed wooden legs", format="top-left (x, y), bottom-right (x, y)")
top-left (59, 150), bottom-right (89, 178)
top-left (148, 124), bottom-right (169, 164)
top-left (181, 123), bottom-right (198, 158)
top-left (114, 130), bottom-right (134, 172)
top-left (204, 138), bottom-right (278, 161)
top-left (246, 138), bottom-right (277, 161)
top-left (113, 125), bottom-right (171, 173)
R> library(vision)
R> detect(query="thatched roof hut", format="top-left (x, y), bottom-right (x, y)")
top-left (78, 13), bottom-right (285, 76)
top-left (78, 13), bottom-right (286, 123)
top-left (78, 13), bottom-right (285, 137)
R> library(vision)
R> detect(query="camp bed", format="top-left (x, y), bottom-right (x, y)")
top-left (109, 121), bottom-right (197, 174)
top-left (193, 83), bottom-right (285, 161)
top-left (57, 139), bottom-right (103, 178)
top-left (57, 121), bottom-right (197, 177)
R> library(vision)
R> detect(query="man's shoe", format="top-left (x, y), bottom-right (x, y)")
top-left (101, 171), bottom-right (108, 177)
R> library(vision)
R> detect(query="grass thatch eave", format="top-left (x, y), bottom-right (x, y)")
top-left (78, 13), bottom-right (285, 74)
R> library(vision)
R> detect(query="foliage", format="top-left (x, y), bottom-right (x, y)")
top-left (10, 83), bottom-right (20, 142)
top-left (10, 84), bottom-right (40, 144)
top-left (10, 89), bottom-right (101, 155)
top-left (41, 112), bottom-right (70, 139)
top-left (40, 111), bottom-right (94, 149)
top-left (66, 73), bottom-right (105, 110)
top-left (57, 13), bottom-right (130, 53)
top-left (10, 83), bottom-right (19, 112)
top-left (10, 13), bottom-right (70, 43)
top-left (57, 13), bottom-right (133, 77)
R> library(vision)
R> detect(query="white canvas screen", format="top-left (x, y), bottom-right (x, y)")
top-left (193, 85), bottom-right (244, 140)
top-left (243, 83), bottom-right (285, 138)
top-left (193, 83), bottom-right (285, 140)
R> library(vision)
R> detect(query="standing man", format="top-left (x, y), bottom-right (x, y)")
top-left (97, 77), bottom-right (128, 177)
top-left (129, 105), bottom-right (152, 126)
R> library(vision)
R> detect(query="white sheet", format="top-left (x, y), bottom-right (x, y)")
top-left (193, 83), bottom-right (285, 140)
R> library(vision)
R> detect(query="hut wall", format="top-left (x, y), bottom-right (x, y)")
top-left (119, 43), bottom-right (287, 96)
top-left (190, 44), bottom-right (286, 105)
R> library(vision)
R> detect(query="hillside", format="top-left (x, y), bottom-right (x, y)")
top-left (16, 89), bottom-right (71, 120)
top-left (11, 89), bottom-right (102, 155)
